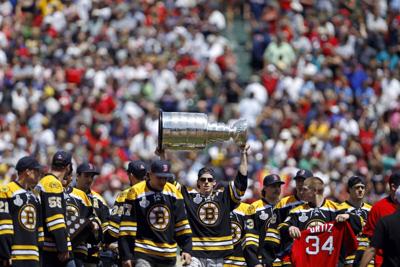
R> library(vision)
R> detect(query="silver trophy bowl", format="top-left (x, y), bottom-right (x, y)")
top-left (158, 111), bottom-right (247, 150)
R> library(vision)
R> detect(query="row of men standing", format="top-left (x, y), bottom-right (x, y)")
top-left (0, 144), bottom-right (399, 267)
top-left (0, 150), bottom-right (111, 267)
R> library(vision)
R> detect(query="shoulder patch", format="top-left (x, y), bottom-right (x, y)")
top-left (0, 186), bottom-right (9, 193)
top-left (50, 181), bottom-right (62, 190)
top-left (39, 175), bottom-right (63, 193)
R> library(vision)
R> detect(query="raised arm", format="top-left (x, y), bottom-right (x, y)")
top-left (238, 144), bottom-right (250, 176)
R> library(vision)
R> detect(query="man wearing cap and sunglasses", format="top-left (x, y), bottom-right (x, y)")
top-left (75, 163), bottom-right (110, 267)
top-left (105, 160), bottom-right (148, 244)
top-left (156, 144), bottom-right (250, 267)
top-left (119, 159), bottom-right (192, 267)
top-left (37, 150), bottom-right (74, 267)
top-left (244, 174), bottom-right (285, 267)
top-left (0, 156), bottom-right (43, 267)
top-left (340, 176), bottom-right (372, 267)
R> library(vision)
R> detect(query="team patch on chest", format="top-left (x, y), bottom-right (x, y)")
top-left (197, 201), bottom-right (220, 226)
top-left (147, 204), bottom-right (170, 231)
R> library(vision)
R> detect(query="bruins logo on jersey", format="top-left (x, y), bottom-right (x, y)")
top-left (19, 204), bottom-right (36, 231)
top-left (305, 219), bottom-right (326, 229)
top-left (147, 204), bottom-right (170, 231)
top-left (231, 221), bottom-right (242, 245)
top-left (197, 201), bottom-right (220, 226)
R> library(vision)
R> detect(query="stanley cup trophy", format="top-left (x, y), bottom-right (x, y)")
top-left (158, 111), bottom-right (248, 150)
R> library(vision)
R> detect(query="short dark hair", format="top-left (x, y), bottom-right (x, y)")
top-left (389, 172), bottom-right (400, 187)
top-left (198, 167), bottom-right (215, 179)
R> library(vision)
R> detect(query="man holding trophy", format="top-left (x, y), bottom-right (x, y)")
top-left (157, 111), bottom-right (250, 267)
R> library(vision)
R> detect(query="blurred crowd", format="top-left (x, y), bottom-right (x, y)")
top-left (0, 0), bottom-right (399, 206)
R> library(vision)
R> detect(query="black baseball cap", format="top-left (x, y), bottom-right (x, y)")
top-left (263, 174), bottom-right (285, 187)
top-left (150, 160), bottom-right (173, 178)
top-left (16, 156), bottom-right (43, 173)
top-left (77, 163), bottom-right (100, 175)
top-left (127, 160), bottom-right (147, 180)
top-left (52, 150), bottom-right (72, 167)
top-left (347, 175), bottom-right (366, 188)
top-left (293, 169), bottom-right (313, 180)
top-left (389, 172), bottom-right (400, 186)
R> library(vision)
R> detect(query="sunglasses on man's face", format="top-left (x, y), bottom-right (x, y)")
top-left (199, 177), bottom-right (214, 183)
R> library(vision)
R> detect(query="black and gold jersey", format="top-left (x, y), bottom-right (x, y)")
top-left (244, 199), bottom-right (280, 267)
top-left (181, 172), bottom-right (247, 259)
top-left (86, 190), bottom-right (110, 263)
top-left (118, 181), bottom-right (192, 265)
top-left (104, 188), bottom-right (129, 244)
top-left (279, 199), bottom-right (362, 240)
top-left (36, 174), bottom-right (71, 253)
top-left (0, 182), bottom-right (42, 265)
top-left (89, 190), bottom-right (110, 232)
top-left (224, 202), bottom-right (252, 267)
top-left (64, 186), bottom-right (99, 260)
top-left (275, 195), bottom-right (303, 223)
top-left (341, 201), bottom-right (372, 266)
top-left (274, 194), bottom-right (303, 265)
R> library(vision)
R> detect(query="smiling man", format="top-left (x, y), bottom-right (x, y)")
top-left (181, 144), bottom-right (250, 267)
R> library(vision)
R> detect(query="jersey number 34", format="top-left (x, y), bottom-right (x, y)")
top-left (305, 236), bottom-right (334, 255)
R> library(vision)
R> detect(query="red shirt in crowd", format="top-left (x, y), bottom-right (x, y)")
top-left (363, 196), bottom-right (397, 267)
top-left (291, 221), bottom-right (358, 267)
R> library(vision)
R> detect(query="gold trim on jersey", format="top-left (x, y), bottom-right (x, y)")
top-left (42, 238), bottom-right (72, 252)
top-left (38, 175), bottom-right (63, 194)
top-left (129, 181), bottom-right (184, 201)
top-left (135, 239), bottom-right (177, 258)
top-left (45, 214), bottom-right (66, 232)
top-left (224, 256), bottom-right (246, 266)
top-left (38, 227), bottom-right (44, 242)
top-left (70, 188), bottom-right (92, 207)
top-left (119, 221), bottom-right (137, 237)
top-left (233, 202), bottom-right (252, 216)
top-left (106, 221), bottom-right (120, 237)
top-left (115, 189), bottom-right (129, 203)
top-left (0, 219), bottom-right (14, 235)
top-left (265, 228), bottom-right (280, 245)
top-left (275, 195), bottom-right (302, 209)
top-left (175, 219), bottom-right (191, 236)
top-left (192, 235), bottom-right (233, 251)
top-left (11, 245), bottom-right (39, 262)
top-left (289, 199), bottom-right (342, 214)
top-left (91, 190), bottom-right (108, 206)
top-left (244, 233), bottom-right (259, 247)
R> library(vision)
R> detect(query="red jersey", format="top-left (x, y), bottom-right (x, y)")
top-left (363, 196), bottom-right (397, 267)
top-left (291, 222), bottom-right (358, 267)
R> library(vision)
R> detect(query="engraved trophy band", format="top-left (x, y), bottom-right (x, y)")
top-left (158, 111), bottom-right (247, 150)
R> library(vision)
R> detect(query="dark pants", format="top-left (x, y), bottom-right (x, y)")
top-left (41, 251), bottom-right (76, 267)
top-left (13, 261), bottom-right (40, 267)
